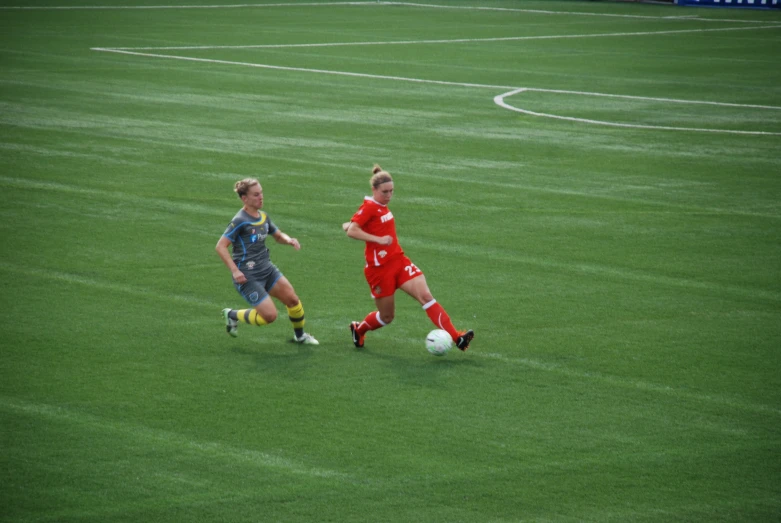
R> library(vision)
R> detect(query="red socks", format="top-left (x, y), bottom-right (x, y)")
top-left (357, 301), bottom-right (458, 341)
top-left (423, 301), bottom-right (458, 340)
top-left (357, 311), bottom-right (384, 334)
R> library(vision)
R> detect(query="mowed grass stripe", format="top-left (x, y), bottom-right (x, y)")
top-left (5, 145), bottom-right (781, 217)
top-left (4, 398), bottom-right (364, 522)
top-left (2, 397), bottom-right (355, 480)
top-left (478, 352), bottom-right (781, 419)
top-left (2, 258), bottom-right (776, 420)
top-left (0, 262), bottom-right (219, 309)
top-left (2, 175), bottom-right (776, 304)
top-left (402, 236), bottom-right (781, 304)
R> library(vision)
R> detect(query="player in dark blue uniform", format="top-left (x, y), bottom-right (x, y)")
top-left (216, 178), bottom-right (318, 345)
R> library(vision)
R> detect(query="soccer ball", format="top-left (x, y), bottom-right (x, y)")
top-left (425, 329), bottom-right (453, 356)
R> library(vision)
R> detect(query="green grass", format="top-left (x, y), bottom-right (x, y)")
top-left (1, 1), bottom-right (780, 521)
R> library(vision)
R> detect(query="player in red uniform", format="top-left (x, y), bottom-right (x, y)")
top-left (341, 164), bottom-right (474, 351)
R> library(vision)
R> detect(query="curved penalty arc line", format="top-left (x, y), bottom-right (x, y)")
top-left (494, 88), bottom-right (781, 136)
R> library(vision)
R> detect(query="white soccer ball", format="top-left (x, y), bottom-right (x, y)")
top-left (425, 329), bottom-right (453, 356)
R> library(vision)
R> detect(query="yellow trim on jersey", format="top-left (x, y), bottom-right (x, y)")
top-left (250, 211), bottom-right (267, 227)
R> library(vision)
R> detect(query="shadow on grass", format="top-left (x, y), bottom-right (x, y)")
top-left (353, 345), bottom-right (481, 388)
top-left (230, 340), bottom-right (317, 379)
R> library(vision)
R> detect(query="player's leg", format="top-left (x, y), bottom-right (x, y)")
top-left (350, 295), bottom-right (393, 347)
top-left (400, 272), bottom-right (474, 351)
top-left (269, 276), bottom-right (318, 345)
top-left (227, 295), bottom-right (277, 326)
top-left (400, 275), bottom-right (456, 339)
top-left (353, 296), bottom-right (395, 336)
top-left (222, 279), bottom-right (277, 337)
top-left (350, 265), bottom-right (396, 347)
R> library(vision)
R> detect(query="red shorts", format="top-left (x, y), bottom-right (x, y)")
top-left (364, 254), bottom-right (423, 298)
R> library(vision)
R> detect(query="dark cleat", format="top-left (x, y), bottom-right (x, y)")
top-left (350, 321), bottom-right (365, 348)
top-left (455, 329), bottom-right (474, 351)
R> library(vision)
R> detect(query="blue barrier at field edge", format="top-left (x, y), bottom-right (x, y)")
top-left (676, 0), bottom-right (780, 7)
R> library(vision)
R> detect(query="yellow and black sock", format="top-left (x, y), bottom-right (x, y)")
top-left (287, 302), bottom-right (305, 338)
top-left (237, 309), bottom-right (268, 326)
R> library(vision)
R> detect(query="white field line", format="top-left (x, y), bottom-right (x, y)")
top-left (505, 87), bottom-right (781, 111)
top-left (91, 48), bottom-right (517, 89)
top-left (92, 21), bottom-right (781, 93)
top-left (92, 25), bottom-right (781, 137)
top-left (495, 88), bottom-right (781, 136)
top-left (108, 24), bottom-right (781, 50)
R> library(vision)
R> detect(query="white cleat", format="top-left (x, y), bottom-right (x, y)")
top-left (222, 308), bottom-right (238, 338)
top-left (293, 333), bottom-right (319, 345)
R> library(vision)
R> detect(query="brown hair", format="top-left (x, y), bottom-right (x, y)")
top-left (370, 164), bottom-right (392, 188)
top-left (234, 178), bottom-right (259, 198)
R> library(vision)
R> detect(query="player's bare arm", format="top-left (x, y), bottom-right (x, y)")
top-left (343, 222), bottom-right (392, 245)
top-left (272, 229), bottom-right (301, 250)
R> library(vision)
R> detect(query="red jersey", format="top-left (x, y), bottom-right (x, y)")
top-left (350, 196), bottom-right (404, 266)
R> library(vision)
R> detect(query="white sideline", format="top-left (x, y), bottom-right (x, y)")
top-left (91, 43), bottom-right (781, 136)
top-left (107, 24), bottom-right (781, 50)
top-left (91, 48), bottom-right (517, 89)
top-left (33, 0), bottom-right (778, 135)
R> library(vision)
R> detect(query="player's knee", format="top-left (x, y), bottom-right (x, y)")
top-left (261, 309), bottom-right (278, 323)
top-left (380, 312), bottom-right (394, 324)
top-left (284, 296), bottom-right (300, 308)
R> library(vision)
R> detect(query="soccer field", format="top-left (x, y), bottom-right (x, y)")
top-left (1, 1), bottom-right (780, 521)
